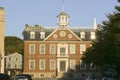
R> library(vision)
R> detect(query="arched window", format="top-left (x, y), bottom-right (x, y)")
top-left (80, 32), bottom-right (85, 39)
top-left (62, 17), bottom-right (64, 22)
top-left (40, 32), bottom-right (45, 39)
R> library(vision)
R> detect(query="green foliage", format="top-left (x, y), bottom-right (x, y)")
top-left (118, 0), bottom-right (120, 3)
top-left (5, 36), bottom-right (24, 55)
top-left (82, 0), bottom-right (120, 69)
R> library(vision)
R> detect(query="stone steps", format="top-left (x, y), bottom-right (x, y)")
top-left (56, 72), bottom-right (68, 78)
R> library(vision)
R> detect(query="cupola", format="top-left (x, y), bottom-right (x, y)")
top-left (57, 11), bottom-right (69, 28)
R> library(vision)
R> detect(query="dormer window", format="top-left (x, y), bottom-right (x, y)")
top-left (40, 32), bottom-right (45, 39)
top-left (80, 32), bottom-right (85, 39)
top-left (30, 31), bottom-right (35, 39)
top-left (90, 32), bottom-right (95, 39)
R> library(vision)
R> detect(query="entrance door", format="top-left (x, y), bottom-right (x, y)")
top-left (60, 61), bottom-right (66, 72)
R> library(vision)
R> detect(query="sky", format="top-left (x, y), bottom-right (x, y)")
top-left (0, 0), bottom-right (119, 38)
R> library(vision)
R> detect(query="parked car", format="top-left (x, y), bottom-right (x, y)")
top-left (14, 74), bottom-right (32, 80)
top-left (0, 73), bottom-right (11, 80)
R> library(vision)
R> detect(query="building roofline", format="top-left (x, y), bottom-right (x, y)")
top-left (0, 7), bottom-right (4, 10)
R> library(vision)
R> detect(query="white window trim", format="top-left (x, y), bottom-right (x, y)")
top-left (57, 58), bottom-right (68, 72)
top-left (40, 32), bottom-right (45, 39)
top-left (50, 60), bottom-right (56, 69)
top-left (70, 59), bottom-right (76, 69)
top-left (30, 31), bottom-right (35, 39)
top-left (91, 32), bottom-right (95, 39)
top-left (60, 47), bottom-right (66, 54)
top-left (39, 60), bottom-right (45, 70)
top-left (29, 44), bottom-right (35, 54)
top-left (39, 44), bottom-right (45, 54)
top-left (70, 44), bottom-right (75, 54)
top-left (50, 44), bottom-right (56, 54)
top-left (80, 32), bottom-right (85, 39)
top-left (80, 44), bottom-right (86, 54)
top-left (29, 60), bottom-right (35, 70)
top-left (57, 43), bottom-right (68, 57)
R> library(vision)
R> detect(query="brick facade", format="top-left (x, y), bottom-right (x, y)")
top-left (23, 11), bottom-right (97, 78)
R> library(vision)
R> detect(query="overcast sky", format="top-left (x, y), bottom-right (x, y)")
top-left (0, 0), bottom-right (119, 38)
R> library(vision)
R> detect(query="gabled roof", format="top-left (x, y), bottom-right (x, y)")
top-left (44, 28), bottom-right (82, 41)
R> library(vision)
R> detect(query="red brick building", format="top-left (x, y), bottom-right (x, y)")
top-left (22, 11), bottom-right (97, 78)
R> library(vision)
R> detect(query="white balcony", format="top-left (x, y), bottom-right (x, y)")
top-left (57, 54), bottom-right (69, 57)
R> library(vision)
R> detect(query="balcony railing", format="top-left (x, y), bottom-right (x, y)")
top-left (57, 54), bottom-right (69, 57)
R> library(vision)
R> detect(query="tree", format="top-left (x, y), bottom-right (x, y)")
top-left (5, 36), bottom-right (24, 55)
top-left (82, 0), bottom-right (120, 77)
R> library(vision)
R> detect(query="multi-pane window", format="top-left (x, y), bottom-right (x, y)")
top-left (29, 44), bottom-right (35, 54)
top-left (60, 48), bottom-right (66, 54)
top-left (80, 44), bottom-right (86, 54)
top-left (40, 44), bottom-right (45, 54)
top-left (91, 32), bottom-right (95, 39)
top-left (29, 60), bottom-right (35, 70)
top-left (70, 44), bottom-right (75, 54)
top-left (80, 60), bottom-right (86, 70)
top-left (70, 59), bottom-right (76, 69)
top-left (50, 60), bottom-right (56, 69)
top-left (39, 60), bottom-right (45, 70)
top-left (50, 44), bottom-right (55, 54)
top-left (30, 31), bottom-right (35, 39)
top-left (80, 32), bottom-right (85, 39)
